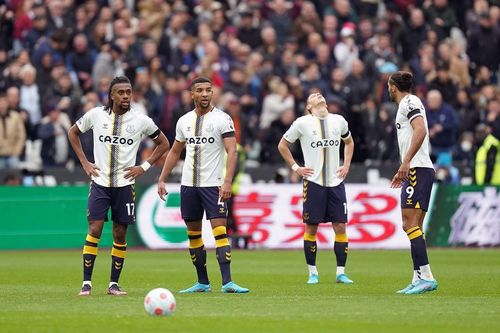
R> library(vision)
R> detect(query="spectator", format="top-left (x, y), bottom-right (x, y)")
top-left (91, 43), bottom-right (125, 90)
top-left (65, 33), bottom-right (96, 93)
top-left (424, 0), bottom-right (458, 40)
top-left (0, 92), bottom-right (26, 169)
top-left (237, 11), bottom-right (261, 49)
top-left (261, 108), bottom-right (296, 164)
top-left (19, 64), bottom-right (42, 128)
top-left (467, 11), bottom-right (500, 73)
top-left (259, 77), bottom-right (294, 130)
top-left (401, 8), bottom-right (428, 62)
top-left (426, 89), bottom-right (459, 158)
top-left (36, 104), bottom-right (71, 167)
top-left (334, 24), bottom-right (359, 75)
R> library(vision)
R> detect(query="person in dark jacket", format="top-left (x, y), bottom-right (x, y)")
top-left (425, 89), bottom-right (458, 159)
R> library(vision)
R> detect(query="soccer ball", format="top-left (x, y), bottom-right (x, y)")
top-left (144, 288), bottom-right (176, 316)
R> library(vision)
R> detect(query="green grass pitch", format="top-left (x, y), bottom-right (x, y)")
top-left (1, 249), bottom-right (499, 333)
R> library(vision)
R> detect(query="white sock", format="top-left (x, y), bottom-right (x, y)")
top-left (336, 266), bottom-right (345, 276)
top-left (419, 264), bottom-right (434, 281)
top-left (308, 265), bottom-right (318, 275)
top-left (412, 270), bottom-right (420, 284)
top-left (82, 281), bottom-right (92, 287)
top-left (109, 281), bottom-right (118, 288)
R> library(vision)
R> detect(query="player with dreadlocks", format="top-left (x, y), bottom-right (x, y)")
top-left (68, 76), bottom-right (169, 296)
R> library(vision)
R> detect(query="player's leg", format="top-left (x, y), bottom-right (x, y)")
top-left (304, 224), bottom-right (319, 284)
top-left (332, 222), bottom-right (353, 284)
top-left (302, 180), bottom-right (327, 284)
top-left (398, 168), bottom-right (437, 294)
top-left (202, 187), bottom-right (248, 293)
top-left (80, 182), bottom-right (110, 296)
top-left (108, 222), bottom-right (128, 295)
top-left (328, 182), bottom-right (352, 284)
top-left (80, 220), bottom-right (104, 296)
top-left (107, 184), bottom-right (137, 295)
top-left (179, 186), bottom-right (211, 293)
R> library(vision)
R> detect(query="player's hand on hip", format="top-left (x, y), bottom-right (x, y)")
top-left (157, 181), bottom-right (168, 201)
top-left (124, 166), bottom-right (144, 180)
top-left (337, 165), bottom-right (349, 180)
top-left (297, 167), bottom-right (314, 178)
top-left (219, 182), bottom-right (232, 201)
top-left (82, 161), bottom-right (100, 178)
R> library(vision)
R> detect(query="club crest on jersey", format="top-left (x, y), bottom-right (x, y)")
top-left (310, 139), bottom-right (340, 148)
top-left (126, 125), bottom-right (135, 134)
top-left (186, 126), bottom-right (191, 132)
top-left (205, 124), bottom-right (215, 133)
top-left (186, 136), bottom-right (215, 145)
top-left (99, 135), bottom-right (134, 145)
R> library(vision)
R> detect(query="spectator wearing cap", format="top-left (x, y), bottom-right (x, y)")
top-left (426, 89), bottom-right (459, 158)
top-left (237, 10), bottom-right (262, 49)
top-left (334, 23), bottom-right (359, 75)
top-left (0, 92), bottom-right (26, 169)
top-left (23, 12), bottom-right (49, 52)
top-left (91, 43), bottom-right (125, 91)
top-left (31, 29), bottom-right (69, 68)
top-left (467, 11), bottom-right (500, 73)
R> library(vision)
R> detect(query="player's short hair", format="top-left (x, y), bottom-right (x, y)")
top-left (191, 77), bottom-right (212, 90)
top-left (389, 71), bottom-right (413, 92)
top-left (105, 76), bottom-right (131, 112)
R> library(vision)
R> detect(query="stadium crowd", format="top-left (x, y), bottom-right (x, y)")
top-left (0, 0), bottom-right (499, 181)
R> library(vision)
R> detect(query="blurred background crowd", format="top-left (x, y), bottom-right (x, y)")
top-left (0, 0), bottom-right (499, 185)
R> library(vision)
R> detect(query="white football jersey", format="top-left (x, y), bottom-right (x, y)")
top-left (395, 94), bottom-right (434, 169)
top-left (283, 114), bottom-right (351, 187)
top-left (175, 107), bottom-right (235, 187)
top-left (76, 106), bottom-right (160, 187)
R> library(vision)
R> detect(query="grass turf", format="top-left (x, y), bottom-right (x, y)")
top-left (0, 249), bottom-right (499, 333)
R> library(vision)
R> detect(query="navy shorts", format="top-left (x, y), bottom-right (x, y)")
top-left (180, 186), bottom-right (227, 221)
top-left (87, 182), bottom-right (136, 225)
top-left (302, 180), bottom-right (348, 224)
top-left (401, 167), bottom-right (435, 212)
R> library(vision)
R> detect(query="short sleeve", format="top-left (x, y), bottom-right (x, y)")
top-left (175, 118), bottom-right (185, 142)
top-left (142, 116), bottom-right (160, 139)
top-left (404, 96), bottom-right (423, 122)
top-left (76, 108), bottom-right (96, 133)
top-left (221, 113), bottom-right (235, 138)
top-left (283, 120), bottom-right (301, 143)
top-left (340, 117), bottom-right (351, 140)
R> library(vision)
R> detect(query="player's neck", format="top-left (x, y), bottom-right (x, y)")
top-left (112, 106), bottom-right (128, 115)
top-left (195, 105), bottom-right (214, 116)
top-left (396, 92), bottom-right (410, 104)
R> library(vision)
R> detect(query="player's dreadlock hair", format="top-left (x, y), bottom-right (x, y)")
top-left (104, 76), bottom-right (131, 112)
top-left (389, 71), bottom-right (414, 93)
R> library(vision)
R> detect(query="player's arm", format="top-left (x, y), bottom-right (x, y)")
top-left (220, 135), bottom-right (237, 201)
top-left (337, 136), bottom-right (354, 180)
top-left (391, 116), bottom-right (426, 188)
top-left (277, 138), bottom-right (314, 177)
top-left (68, 124), bottom-right (100, 178)
top-left (124, 131), bottom-right (170, 180)
top-left (157, 140), bottom-right (185, 201)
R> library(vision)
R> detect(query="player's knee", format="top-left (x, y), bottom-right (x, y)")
top-left (333, 223), bottom-right (346, 235)
top-left (305, 224), bottom-right (318, 235)
top-left (88, 224), bottom-right (103, 239)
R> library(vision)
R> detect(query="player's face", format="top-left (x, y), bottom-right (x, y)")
top-left (387, 81), bottom-right (396, 102)
top-left (192, 82), bottom-right (213, 109)
top-left (307, 93), bottom-right (327, 110)
top-left (111, 82), bottom-right (132, 111)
